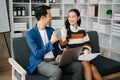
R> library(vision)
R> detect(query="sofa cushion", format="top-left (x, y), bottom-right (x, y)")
top-left (26, 73), bottom-right (48, 80)
top-left (91, 56), bottom-right (120, 76)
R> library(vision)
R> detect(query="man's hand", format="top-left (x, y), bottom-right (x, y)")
top-left (50, 32), bottom-right (58, 44)
top-left (55, 55), bottom-right (62, 62)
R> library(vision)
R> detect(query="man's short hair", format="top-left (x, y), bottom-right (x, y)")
top-left (35, 5), bottom-right (51, 21)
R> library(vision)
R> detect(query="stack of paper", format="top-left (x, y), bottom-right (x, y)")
top-left (13, 22), bottom-right (27, 31)
top-left (14, 32), bottom-right (23, 37)
top-left (113, 12), bottom-right (120, 20)
top-left (99, 23), bottom-right (111, 33)
top-left (80, 9), bottom-right (87, 16)
top-left (112, 23), bottom-right (120, 37)
top-left (93, 22), bottom-right (99, 31)
top-left (51, 8), bottom-right (61, 16)
top-left (51, 20), bottom-right (64, 29)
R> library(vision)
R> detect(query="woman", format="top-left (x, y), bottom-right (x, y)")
top-left (59, 9), bottom-right (103, 80)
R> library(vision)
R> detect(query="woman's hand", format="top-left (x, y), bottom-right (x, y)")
top-left (55, 55), bottom-right (62, 62)
top-left (82, 49), bottom-right (91, 54)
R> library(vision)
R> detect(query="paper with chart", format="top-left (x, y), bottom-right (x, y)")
top-left (78, 53), bottom-right (100, 61)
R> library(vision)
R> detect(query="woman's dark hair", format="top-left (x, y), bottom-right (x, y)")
top-left (35, 5), bottom-right (51, 21)
top-left (65, 9), bottom-right (81, 41)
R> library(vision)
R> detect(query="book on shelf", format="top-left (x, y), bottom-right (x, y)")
top-left (87, 6), bottom-right (98, 17)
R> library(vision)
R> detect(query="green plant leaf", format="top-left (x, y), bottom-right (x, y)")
top-left (106, 9), bottom-right (112, 15)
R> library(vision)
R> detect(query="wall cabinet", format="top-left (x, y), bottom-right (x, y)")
top-left (9, 0), bottom-right (120, 61)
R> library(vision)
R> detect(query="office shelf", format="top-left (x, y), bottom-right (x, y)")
top-left (9, 0), bottom-right (120, 60)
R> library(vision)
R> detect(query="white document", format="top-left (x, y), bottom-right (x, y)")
top-left (78, 53), bottom-right (100, 61)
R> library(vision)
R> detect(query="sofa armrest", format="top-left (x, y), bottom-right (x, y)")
top-left (103, 72), bottom-right (120, 80)
top-left (8, 58), bottom-right (27, 80)
top-left (100, 46), bottom-right (106, 56)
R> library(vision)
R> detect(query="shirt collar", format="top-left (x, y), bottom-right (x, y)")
top-left (70, 25), bottom-right (80, 32)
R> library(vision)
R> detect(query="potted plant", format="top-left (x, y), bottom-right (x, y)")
top-left (106, 9), bottom-right (112, 18)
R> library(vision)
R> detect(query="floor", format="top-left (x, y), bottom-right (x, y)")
top-left (0, 58), bottom-right (120, 80)
top-left (0, 57), bottom-right (11, 80)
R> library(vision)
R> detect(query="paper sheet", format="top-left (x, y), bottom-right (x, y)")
top-left (78, 53), bottom-right (100, 61)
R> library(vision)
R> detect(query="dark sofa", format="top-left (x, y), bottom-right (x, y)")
top-left (8, 31), bottom-right (120, 80)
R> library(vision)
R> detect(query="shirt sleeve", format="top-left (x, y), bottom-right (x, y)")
top-left (83, 32), bottom-right (91, 52)
top-left (59, 27), bottom-right (67, 49)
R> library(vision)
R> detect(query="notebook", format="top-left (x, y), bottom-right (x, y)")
top-left (78, 53), bottom-right (100, 61)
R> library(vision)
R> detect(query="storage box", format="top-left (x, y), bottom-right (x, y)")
top-left (99, 24), bottom-right (111, 33)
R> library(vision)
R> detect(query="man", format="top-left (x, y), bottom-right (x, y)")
top-left (26, 5), bottom-right (83, 80)
top-left (26, 5), bottom-right (62, 80)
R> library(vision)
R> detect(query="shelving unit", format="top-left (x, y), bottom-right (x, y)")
top-left (9, 0), bottom-right (120, 61)
top-left (87, 0), bottom-right (120, 61)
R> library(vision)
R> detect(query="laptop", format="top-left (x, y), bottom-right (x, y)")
top-left (58, 47), bottom-right (83, 67)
